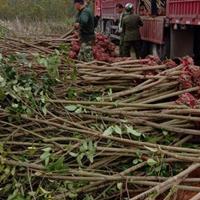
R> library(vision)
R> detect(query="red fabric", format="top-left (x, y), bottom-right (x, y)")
top-left (176, 93), bottom-right (198, 108)
top-left (139, 56), bottom-right (161, 65)
top-left (69, 32), bottom-right (118, 62)
top-left (179, 57), bottom-right (200, 95)
top-left (163, 59), bottom-right (177, 68)
top-left (182, 56), bottom-right (194, 66)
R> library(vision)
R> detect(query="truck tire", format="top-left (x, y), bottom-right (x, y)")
top-left (96, 18), bottom-right (103, 33)
top-left (104, 20), bottom-right (113, 36)
top-left (150, 43), bottom-right (168, 60)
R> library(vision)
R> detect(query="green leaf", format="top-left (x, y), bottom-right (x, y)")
top-left (27, 146), bottom-right (37, 156)
top-left (83, 140), bottom-right (88, 150)
top-left (65, 105), bottom-right (77, 112)
top-left (0, 143), bottom-right (4, 154)
top-left (68, 192), bottom-right (78, 199)
top-left (38, 58), bottom-right (48, 67)
top-left (71, 66), bottom-right (77, 81)
top-left (88, 140), bottom-right (95, 152)
top-left (147, 158), bottom-right (157, 167)
top-left (103, 126), bottom-right (113, 136)
top-left (113, 125), bottom-right (122, 135)
top-left (75, 107), bottom-right (82, 113)
top-left (0, 53), bottom-right (3, 61)
top-left (162, 130), bottom-right (168, 136)
top-left (11, 167), bottom-right (16, 176)
top-left (108, 88), bottom-right (112, 96)
top-left (84, 194), bottom-right (94, 200)
top-left (117, 182), bottom-right (123, 190)
top-left (43, 147), bottom-right (51, 152)
top-left (41, 152), bottom-right (50, 166)
top-left (47, 156), bottom-right (68, 172)
top-left (69, 152), bottom-right (78, 157)
top-left (126, 125), bottom-right (141, 137)
top-left (133, 159), bottom-right (139, 165)
top-left (39, 186), bottom-right (51, 194)
top-left (42, 105), bottom-right (47, 115)
top-left (42, 54), bottom-right (60, 81)
top-left (96, 97), bottom-right (102, 102)
top-left (28, 191), bottom-right (36, 197)
top-left (40, 147), bottom-right (51, 166)
top-left (108, 88), bottom-right (113, 101)
top-left (144, 146), bottom-right (158, 153)
top-left (87, 152), bottom-right (94, 163)
top-left (77, 153), bottom-right (85, 167)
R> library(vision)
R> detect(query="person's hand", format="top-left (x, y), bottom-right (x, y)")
top-left (74, 23), bottom-right (80, 30)
top-left (115, 29), bottom-right (119, 34)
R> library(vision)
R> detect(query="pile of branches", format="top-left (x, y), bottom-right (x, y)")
top-left (0, 30), bottom-right (129, 63)
top-left (0, 45), bottom-right (199, 200)
top-left (0, 29), bottom-right (74, 55)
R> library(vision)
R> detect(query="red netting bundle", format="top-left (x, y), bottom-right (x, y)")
top-left (140, 55), bottom-right (161, 65)
top-left (176, 57), bottom-right (200, 107)
top-left (176, 93), bottom-right (198, 108)
top-left (163, 59), bottom-right (177, 68)
top-left (68, 32), bottom-right (126, 62)
top-left (179, 57), bottom-right (200, 89)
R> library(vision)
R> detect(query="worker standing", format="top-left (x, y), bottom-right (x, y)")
top-left (122, 3), bottom-right (143, 59)
top-left (74, 0), bottom-right (95, 62)
top-left (151, 0), bottom-right (158, 16)
top-left (116, 3), bottom-right (126, 57)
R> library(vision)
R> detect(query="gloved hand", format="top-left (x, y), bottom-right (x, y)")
top-left (74, 23), bottom-right (80, 30)
top-left (115, 28), bottom-right (122, 34)
top-left (118, 27), bottom-right (123, 33)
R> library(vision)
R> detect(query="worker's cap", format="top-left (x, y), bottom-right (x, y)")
top-left (125, 3), bottom-right (134, 12)
top-left (74, 0), bottom-right (84, 4)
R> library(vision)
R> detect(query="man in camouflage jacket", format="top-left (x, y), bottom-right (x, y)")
top-left (122, 3), bottom-right (143, 59)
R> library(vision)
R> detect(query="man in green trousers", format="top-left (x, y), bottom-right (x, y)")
top-left (74, 0), bottom-right (95, 62)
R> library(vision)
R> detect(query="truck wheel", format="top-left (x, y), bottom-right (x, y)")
top-left (96, 18), bottom-right (103, 33)
top-left (151, 44), bottom-right (159, 57)
top-left (104, 20), bottom-right (113, 36)
top-left (151, 44), bottom-right (166, 60)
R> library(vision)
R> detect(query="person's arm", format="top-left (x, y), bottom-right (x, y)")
top-left (75, 13), bottom-right (79, 23)
top-left (74, 13), bottom-right (80, 30)
top-left (122, 18), bottom-right (125, 35)
top-left (138, 16), bottom-right (143, 27)
top-left (94, 16), bottom-right (100, 28)
top-left (118, 13), bottom-right (123, 33)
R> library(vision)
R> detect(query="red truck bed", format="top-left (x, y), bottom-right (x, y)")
top-left (96, 0), bottom-right (200, 45)
top-left (101, 0), bottom-right (137, 19)
top-left (140, 17), bottom-right (165, 44)
top-left (166, 0), bottom-right (200, 25)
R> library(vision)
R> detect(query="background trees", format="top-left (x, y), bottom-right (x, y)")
top-left (0, 0), bottom-right (74, 21)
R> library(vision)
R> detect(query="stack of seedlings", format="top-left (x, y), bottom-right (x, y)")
top-left (0, 31), bottom-right (129, 63)
top-left (0, 35), bottom-right (199, 200)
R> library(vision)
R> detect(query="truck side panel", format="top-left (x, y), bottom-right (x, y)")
top-left (101, 0), bottom-right (137, 20)
top-left (94, 0), bottom-right (101, 16)
top-left (167, 0), bottom-right (200, 25)
top-left (140, 17), bottom-right (165, 44)
top-left (99, 0), bottom-right (165, 44)
top-left (101, 0), bottom-right (115, 19)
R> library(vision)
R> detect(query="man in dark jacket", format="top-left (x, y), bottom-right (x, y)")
top-left (74, 0), bottom-right (95, 62)
top-left (122, 3), bottom-right (143, 59)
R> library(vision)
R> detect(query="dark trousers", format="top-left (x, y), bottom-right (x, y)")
top-left (123, 40), bottom-right (141, 59)
top-left (119, 42), bottom-right (124, 57)
top-left (119, 34), bottom-right (124, 57)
